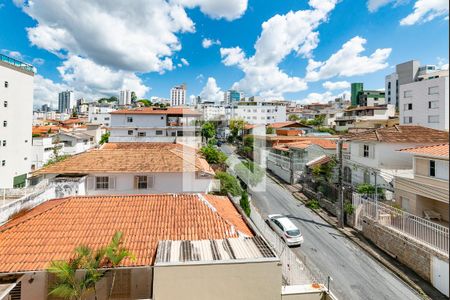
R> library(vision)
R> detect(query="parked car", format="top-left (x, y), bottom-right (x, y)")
top-left (267, 214), bottom-right (304, 247)
top-left (216, 141), bottom-right (222, 147)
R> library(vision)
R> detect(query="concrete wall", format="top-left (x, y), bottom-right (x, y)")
top-left (361, 217), bottom-right (449, 295)
top-left (267, 159), bottom-right (291, 183)
top-left (415, 157), bottom-right (449, 182)
top-left (153, 261), bottom-right (282, 300)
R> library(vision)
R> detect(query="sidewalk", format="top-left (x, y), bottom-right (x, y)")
top-left (266, 172), bottom-right (446, 300)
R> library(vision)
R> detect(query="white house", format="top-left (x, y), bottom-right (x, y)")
top-left (58, 130), bottom-right (98, 155)
top-left (0, 54), bottom-right (34, 188)
top-left (88, 105), bottom-right (115, 127)
top-left (31, 134), bottom-right (64, 171)
top-left (109, 107), bottom-right (202, 147)
top-left (335, 105), bottom-right (396, 131)
top-left (231, 100), bottom-right (287, 124)
top-left (399, 69), bottom-right (449, 131)
top-left (343, 125), bottom-right (449, 192)
top-left (32, 142), bottom-right (217, 194)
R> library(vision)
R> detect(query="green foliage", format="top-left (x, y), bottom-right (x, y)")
top-left (356, 183), bottom-right (382, 195)
top-left (344, 202), bottom-right (355, 215)
top-left (215, 171), bottom-right (243, 196)
top-left (317, 127), bottom-right (336, 135)
top-left (207, 138), bottom-right (218, 146)
top-left (137, 99), bottom-right (152, 107)
top-left (306, 199), bottom-right (320, 210)
top-left (240, 191), bottom-right (251, 217)
top-left (71, 109), bottom-right (78, 118)
top-left (99, 132), bottom-right (110, 145)
top-left (243, 136), bottom-right (254, 147)
top-left (229, 119), bottom-right (245, 138)
top-left (32, 133), bottom-right (41, 137)
top-left (200, 145), bottom-right (227, 164)
top-left (234, 161), bottom-right (265, 187)
top-left (306, 115), bottom-right (325, 126)
top-left (44, 154), bottom-right (71, 167)
top-left (98, 96), bottom-right (118, 103)
top-left (311, 159), bottom-right (336, 182)
top-left (266, 126), bottom-right (275, 134)
top-left (131, 91), bottom-right (137, 103)
top-left (201, 122), bottom-right (216, 141)
top-left (288, 114), bottom-right (300, 121)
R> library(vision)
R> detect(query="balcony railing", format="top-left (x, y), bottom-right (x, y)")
top-left (0, 54), bottom-right (36, 73)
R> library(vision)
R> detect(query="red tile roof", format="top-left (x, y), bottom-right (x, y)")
top-left (33, 142), bottom-right (214, 176)
top-left (343, 125), bottom-right (449, 143)
top-left (398, 143), bottom-right (449, 158)
top-left (111, 107), bottom-right (201, 116)
top-left (272, 138), bottom-right (346, 151)
top-left (269, 121), bottom-right (309, 129)
top-left (0, 194), bottom-right (253, 273)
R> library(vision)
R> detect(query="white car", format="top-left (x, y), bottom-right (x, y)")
top-left (267, 214), bottom-right (304, 247)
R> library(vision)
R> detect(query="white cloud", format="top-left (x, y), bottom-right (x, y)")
top-left (367, 0), bottom-right (406, 12)
top-left (199, 77), bottom-right (224, 103)
top-left (1, 49), bottom-right (24, 60)
top-left (400, 0), bottom-right (449, 25)
top-left (441, 64), bottom-right (449, 70)
top-left (220, 0), bottom-right (337, 98)
top-left (32, 58), bottom-right (45, 65)
top-left (181, 58), bottom-right (189, 66)
top-left (305, 36), bottom-right (391, 82)
top-left (33, 74), bottom-right (69, 107)
top-left (300, 90), bottom-right (350, 104)
top-left (322, 81), bottom-right (350, 90)
top-left (173, 0), bottom-right (248, 20)
top-left (202, 38), bottom-right (221, 48)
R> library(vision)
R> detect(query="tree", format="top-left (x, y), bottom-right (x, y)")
top-left (99, 132), bottom-right (110, 145)
top-left (200, 145), bottom-right (227, 164)
top-left (201, 122), bottom-right (216, 142)
top-left (288, 114), bottom-right (300, 121)
top-left (240, 191), bottom-right (251, 216)
top-left (266, 126), bottom-right (275, 134)
top-left (130, 91), bottom-right (137, 103)
top-left (105, 231), bottom-right (135, 297)
top-left (137, 99), bottom-right (152, 107)
top-left (215, 171), bottom-right (243, 196)
top-left (229, 119), bottom-right (245, 140)
top-left (234, 161), bottom-right (265, 187)
top-left (44, 136), bottom-right (71, 167)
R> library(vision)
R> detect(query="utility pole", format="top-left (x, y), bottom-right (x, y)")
top-left (337, 139), bottom-right (344, 228)
top-left (374, 170), bottom-right (378, 220)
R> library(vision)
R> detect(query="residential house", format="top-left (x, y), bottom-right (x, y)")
top-left (109, 107), bottom-right (202, 147)
top-left (268, 121), bottom-right (314, 136)
top-left (343, 125), bottom-right (449, 193)
top-left (32, 142), bottom-right (217, 194)
top-left (57, 130), bottom-right (97, 155)
top-left (334, 105), bottom-right (396, 131)
top-left (88, 105), bottom-right (115, 127)
top-left (394, 144), bottom-right (449, 222)
top-left (31, 126), bottom-right (63, 170)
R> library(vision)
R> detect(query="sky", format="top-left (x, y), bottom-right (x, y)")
top-left (0, 0), bottom-right (448, 108)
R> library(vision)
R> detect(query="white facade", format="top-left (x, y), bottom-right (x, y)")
top-left (170, 84), bottom-right (186, 106)
top-left (119, 90), bottom-right (132, 106)
top-left (231, 102), bottom-right (287, 124)
top-left (334, 105), bottom-right (396, 131)
top-left (58, 131), bottom-right (97, 155)
top-left (399, 72), bottom-right (449, 130)
top-left (58, 90), bottom-right (75, 113)
top-left (0, 58), bottom-right (34, 188)
top-left (200, 105), bottom-right (226, 121)
top-left (88, 106), bottom-right (115, 127)
top-left (31, 135), bottom-right (64, 170)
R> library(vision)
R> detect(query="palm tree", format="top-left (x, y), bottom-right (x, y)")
top-left (105, 231), bottom-right (135, 297)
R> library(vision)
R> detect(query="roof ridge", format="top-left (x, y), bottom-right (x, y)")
top-left (374, 130), bottom-right (381, 142)
top-left (201, 194), bottom-right (242, 237)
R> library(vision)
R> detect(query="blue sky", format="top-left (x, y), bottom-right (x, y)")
top-left (0, 0), bottom-right (448, 107)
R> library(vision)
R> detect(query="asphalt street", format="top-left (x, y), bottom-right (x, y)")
top-left (221, 144), bottom-right (421, 300)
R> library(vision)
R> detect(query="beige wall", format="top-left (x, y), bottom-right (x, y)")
top-left (153, 261), bottom-right (281, 300)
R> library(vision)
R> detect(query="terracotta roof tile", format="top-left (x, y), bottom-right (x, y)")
top-left (0, 194), bottom-right (253, 273)
top-left (33, 143), bottom-right (214, 176)
top-left (343, 125), bottom-right (449, 143)
top-left (398, 143), bottom-right (449, 158)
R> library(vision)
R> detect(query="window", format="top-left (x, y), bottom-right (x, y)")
top-left (3, 101), bottom-right (7, 108)
top-left (137, 132), bottom-right (146, 137)
top-left (95, 176), bottom-right (109, 190)
top-left (403, 116), bottom-right (413, 124)
top-left (4, 81), bottom-right (8, 88)
top-left (94, 117), bottom-right (98, 121)
top-left (428, 101), bottom-right (439, 109)
top-left (403, 103), bottom-right (412, 111)
top-left (160, 116), bottom-right (164, 120)
top-left (3, 121), bottom-right (6, 127)
top-left (128, 130), bottom-right (133, 136)
top-left (155, 130), bottom-right (163, 135)
top-left (134, 175), bottom-right (153, 189)
top-left (127, 117), bottom-right (133, 123)
top-left (428, 115), bottom-right (439, 123)
top-left (403, 90), bottom-right (412, 98)
top-left (429, 160), bottom-right (436, 177)
top-left (428, 86), bottom-right (439, 95)
top-left (363, 145), bottom-right (370, 158)
top-left (104, 117), bottom-right (110, 120)
top-left (1, 160), bottom-right (5, 166)
top-left (2, 140), bottom-right (6, 146)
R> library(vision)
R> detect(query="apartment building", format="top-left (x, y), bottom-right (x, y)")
top-left (109, 107), bottom-right (202, 147)
top-left (0, 54), bottom-right (34, 188)
top-left (394, 144), bottom-right (449, 222)
top-left (119, 89), bottom-right (132, 106)
top-left (58, 90), bottom-right (75, 113)
top-left (198, 102), bottom-right (226, 121)
top-left (32, 142), bottom-right (217, 194)
top-left (334, 105), bottom-right (396, 131)
top-left (88, 105), bottom-right (115, 127)
top-left (343, 125), bottom-right (449, 192)
top-left (231, 100), bottom-right (287, 124)
top-left (399, 69), bottom-right (449, 130)
top-left (385, 60), bottom-right (421, 108)
top-left (170, 84), bottom-right (186, 106)
top-left (224, 89), bottom-right (244, 104)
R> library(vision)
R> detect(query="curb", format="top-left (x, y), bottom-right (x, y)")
top-left (266, 172), bottom-right (429, 299)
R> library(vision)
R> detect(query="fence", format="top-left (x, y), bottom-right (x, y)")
top-left (353, 193), bottom-right (449, 255)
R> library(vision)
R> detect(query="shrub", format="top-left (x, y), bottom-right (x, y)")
top-left (306, 199), bottom-right (320, 210)
top-left (234, 161), bottom-right (265, 187)
top-left (99, 132), bottom-right (110, 145)
top-left (356, 183), bottom-right (382, 195)
top-left (344, 202), bottom-right (355, 215)
top-left (240, 191), bottom-right (251, 217)
top-left (215, 172), bottom-right (243, 196)
top-left (200, 145), bottom-right (227, 164)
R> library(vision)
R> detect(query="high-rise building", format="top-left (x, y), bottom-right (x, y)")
top-left (350, 83), bottom-right (364, 106)
top-left (41, 104), bottom-right (50, 112)
top-left (58, 90), bottom-right (75, 113)
top-left (224, 90), bottom-right (243, 104)
top-left (0, 54), bottom-right (35, 188)
top-left (170, 84), bottom-right (186, 106)
top-left (385, 60), bottom-right (420, 108)
top-left (119, 90), bottom-right (132, 106)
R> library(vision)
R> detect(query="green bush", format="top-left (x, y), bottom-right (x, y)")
top-left (356, 183), bottom-right (383, 195)
top-left (200, 145), bottom-right (227, 164)
top-left (234, 161), bottom-right (265, 187)
top-left (306, 199), bottom-right (320, 210)
top-left (99, 132), bottom-right (110, 145)
top-left (344, 202), bottom-right (355, 215)
top-left (240, 191), bottom-right (251, 217)
top-left (215, 172), bottom-right (243, 196)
